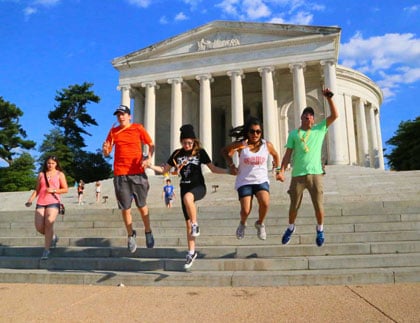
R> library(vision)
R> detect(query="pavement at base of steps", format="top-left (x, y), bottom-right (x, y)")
top-left (0, 283), bottom-right (419, 322)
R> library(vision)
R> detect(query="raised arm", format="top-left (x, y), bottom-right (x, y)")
top-left (323, 88), bottom-right (339, 127)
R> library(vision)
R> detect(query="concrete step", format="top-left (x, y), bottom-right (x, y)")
top-left (1, 252), bottom-right (419, 272)
top-left (0, 267), bottom-right (418, 287)
top-left (2, 241), bottom-right (419, 259)
top-left (1, 230), bottom-right (419, 247)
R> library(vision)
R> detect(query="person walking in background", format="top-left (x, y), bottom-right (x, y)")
top-left (222, 117), bottom-right (281, 241)
top-left (95, 181), bottom-right (101, 203)
top-left (162, 178), bottom-right (175, 208)
top-left (277, 87), bottom-right (338, 247)
top-left (102, 104), bottom-right (155, 253)
top-left (77, 180), bottom-right (84, 205)
top-left (25, 156), bottom-right (68, 260)
top-left (147, 124), bottom-right (227, 269)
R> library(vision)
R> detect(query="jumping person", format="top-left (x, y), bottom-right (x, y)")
top-left (103, 104), bottom-right (155, 253)
top-left (277, 87), bottom-right (338, 247)
top-left (222, 117), bottom-right (281, 240)
top-left (147, 124), bottom-right (227, 269)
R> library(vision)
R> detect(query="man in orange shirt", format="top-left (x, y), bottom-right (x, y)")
top-left (103, 105), bottom-right (155, 253)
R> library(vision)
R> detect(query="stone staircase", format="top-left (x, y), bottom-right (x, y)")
top-left (0, 165), bottom-right (419, 286)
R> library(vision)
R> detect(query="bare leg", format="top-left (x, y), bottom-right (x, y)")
top-left (239, 196), bottom-right (252, 225)
top-left (34, 209), bottom-right (46, 235)
top-left (138, 205), bottom-right (151, 232)
top-left (121, 209), bottom-right (134, 236)
top-left (183, 193), bottom-right (197, 223)
top-left (44, 208), bottom-right (58, 250)
top-left (186, 220), bottom-right (195, 251)
top-left (255, 190), bottom-right (270, 224)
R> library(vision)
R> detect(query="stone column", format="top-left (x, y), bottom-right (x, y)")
top-left (132, 88), bottom-right (144, 124)
top-left (196, 74), bottom-right (213, 168)
top-left (321, 59), bottom-right (348, 165)
top-left (227, 70), bottom-right (244, 128)
top-left (227, 70), bottom-right (244, 166)
top-left (258, 66), bottom-right (277, 166)
top-left (168, 77), bottom-right (183, 153)
top-left (141, 81), bottom-right (157, 167)
top-left (355, 98), bottom-right (369, 167)
top-left (119, 85), bottom-right (131, 108)
top-left (344, 94), bottom-right (357, 165)
top-left (374, 107), bottom-right (385, 169)
top-left (367, 104), bottom-right (379, 168)
top-left (289, 63), bottom-right (307, 127)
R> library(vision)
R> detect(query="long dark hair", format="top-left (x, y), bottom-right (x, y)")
top-left (41, 155), bottom-right (64, 173)
top-left (228, 116), bottom-right (263, 142)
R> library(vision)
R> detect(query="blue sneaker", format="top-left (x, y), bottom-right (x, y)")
top-left (145, 231), bottom-right (155, 248)
top-left (281, 227), bottom-right (295, 245)
top-left (316, 229), bottom-right (325, 247)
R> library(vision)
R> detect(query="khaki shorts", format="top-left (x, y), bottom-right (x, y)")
top-left (288, 174), bottom-right (324, 213)
top-left (113, 174), bottom-right (149, 210)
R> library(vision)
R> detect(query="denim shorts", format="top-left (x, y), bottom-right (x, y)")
top-left (237, 182), bottom-right (270, 199)
top-left (36, 203), bottom-right (61, 209)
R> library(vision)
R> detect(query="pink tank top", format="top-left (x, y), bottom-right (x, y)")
top-left (37, 171), bottom-right (61, 205)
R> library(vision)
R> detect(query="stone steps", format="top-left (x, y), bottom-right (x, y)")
top-left (0, 165), bottom-right (419, 286)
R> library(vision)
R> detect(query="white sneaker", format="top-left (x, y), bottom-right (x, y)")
top-left (191, 223), bottom-right (200, 237)
top-left (255, 221), bottom-right (267, 240)
top-left (184, 251), bottom-right (198, 269)
top-left (127, 230), bottom-right (137, 253)
top-left (236, 222), bottom-right (246, 240)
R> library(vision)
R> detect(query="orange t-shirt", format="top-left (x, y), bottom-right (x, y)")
top-left (106, 123), bottom-right (152, 176)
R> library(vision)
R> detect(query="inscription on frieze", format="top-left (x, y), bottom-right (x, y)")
top-left (197, 38), bottom-right (240, 51)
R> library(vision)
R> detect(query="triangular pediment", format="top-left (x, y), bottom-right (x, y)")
top-left (113, 20), bottom-right (340, 69)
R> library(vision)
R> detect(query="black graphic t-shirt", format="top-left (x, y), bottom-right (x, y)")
top-left (167, 148), bottom-right (211, 190)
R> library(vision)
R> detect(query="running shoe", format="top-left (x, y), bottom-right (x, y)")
top-left (254, 221), bottom-right (267, 240)
top-left (184, 251), bottom-right (198, 270)
top-left (127, 230), bottom-right (137, 253)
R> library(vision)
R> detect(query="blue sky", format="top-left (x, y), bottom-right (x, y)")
top-left (0, 0), bottom-right (419, 169)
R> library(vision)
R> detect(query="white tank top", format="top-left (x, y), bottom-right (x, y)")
top-left (235, 139), bottom-right (269, 190)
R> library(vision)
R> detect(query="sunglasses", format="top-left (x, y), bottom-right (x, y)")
top-left (249, 129), bottom-right (262, 135)
top-left (182, 141), bottom-right (194, 146)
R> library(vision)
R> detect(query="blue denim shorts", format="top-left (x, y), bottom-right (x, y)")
top-left (237, 182), bottom-right (269, 199)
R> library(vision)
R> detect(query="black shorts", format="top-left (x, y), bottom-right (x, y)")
top-left (180, 185), bottom-right (206, 221)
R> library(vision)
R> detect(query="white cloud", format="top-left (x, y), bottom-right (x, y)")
top-left (216, 0), bottom-right (320, 23)
top-left (341, 32), bottom-right (420, 100)
top-left (216, 0), bottom-right (240, 17)
top-left (175, 12), bottom-right (188, 21)
top-left (23, 6), bottom-right (37, 18)
top-left (126, 0), bottom-right (151, 8)
top-left (243, 0), bottom-right (271, 19)
top-left (183, 0), bottom-right (202, 10)
top-left (159, 16), bottom-right (168, 24)
top-left (404, 5), bottom-right (419, 14)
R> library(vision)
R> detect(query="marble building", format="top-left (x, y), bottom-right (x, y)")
top-left (112, 20), bottom-right (384, 170)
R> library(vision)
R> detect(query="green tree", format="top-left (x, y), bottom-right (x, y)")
top-left (48, 82), bottom-right (100, 150)
top-left (41, 82), bottom-right (112, 184)
top-left (73, 150), bottom-right (112, 183)
top-left (385, 117), bottom-right (420, 170)
top-left (0, 97), bottom-right (36, 165)
top-left (0, 152), bottom-right (37, 192)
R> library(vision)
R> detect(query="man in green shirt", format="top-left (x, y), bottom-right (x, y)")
top-left (277, 87), bottom-right (338, 247)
